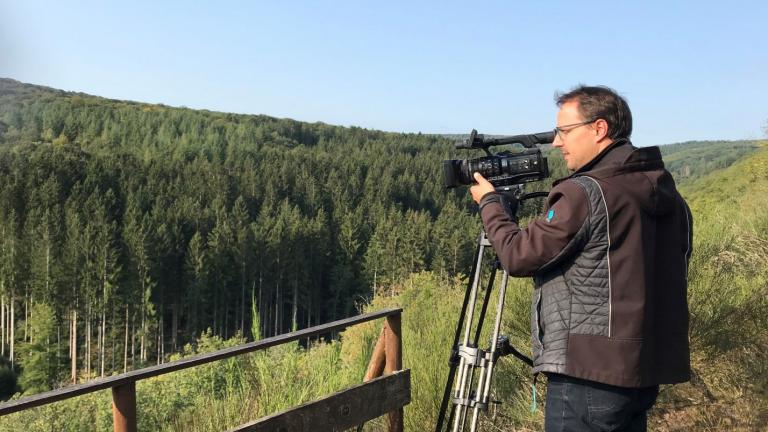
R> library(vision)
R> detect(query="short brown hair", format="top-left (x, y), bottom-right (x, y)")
top-left (556, 85), bottom-right (632, 140)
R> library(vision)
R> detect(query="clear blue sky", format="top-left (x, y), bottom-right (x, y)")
top-left (1, 1), bottom-right (766, 146)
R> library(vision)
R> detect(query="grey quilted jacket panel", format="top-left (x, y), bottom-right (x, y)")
top-left (531, 176), bottom-right (611, 374)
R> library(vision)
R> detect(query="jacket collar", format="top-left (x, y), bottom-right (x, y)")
top-left (553, 138), bottom-right (664, 185)
top-left (574, 138), bottom-right (633, 174)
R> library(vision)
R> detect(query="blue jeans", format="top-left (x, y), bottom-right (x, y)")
top-left (544, 374), bottom-right (659, 432)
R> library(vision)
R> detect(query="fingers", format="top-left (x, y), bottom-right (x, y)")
top-left (470, 172), bottom-right (495, 204)
top-left (473, 172), bottom-right (491, 186)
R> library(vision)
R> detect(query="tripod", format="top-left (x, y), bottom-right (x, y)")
top-left (435, 190), bottom-right (544, 432)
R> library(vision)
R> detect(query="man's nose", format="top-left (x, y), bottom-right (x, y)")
top-left (552, 134), bottom-right (563, 147)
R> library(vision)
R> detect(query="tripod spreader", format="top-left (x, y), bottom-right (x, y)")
top-left (495, 335), bottom-right (533, 367)
top-left (451, 335), bottom-right (532, 371)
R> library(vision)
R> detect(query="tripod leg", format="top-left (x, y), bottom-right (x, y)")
top-left (452, 232), bottom-right (496, 432)
top-left (451, 235), bottom-right (494, 432)
top-left (473, 261), bottom-right (499, 347)
top-left (459, 260), bottom-right (499, 431)
top-left (436, 234), bottom-right (485, 432)
top-left (470, 270), bottom-right (510, 431)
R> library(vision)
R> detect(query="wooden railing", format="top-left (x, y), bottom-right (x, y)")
top-left (0, 307), bottom-right (408, 432)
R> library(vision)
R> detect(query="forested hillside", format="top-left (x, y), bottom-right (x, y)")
top-left (659, 139), bottom-right (760, 183)
top-left (1, 142), bottom-right (764, 431)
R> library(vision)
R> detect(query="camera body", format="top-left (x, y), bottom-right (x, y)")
top-left (443, 148), bottom-right (548, 188)
top-left (442, 129), bottom-right (553, 188)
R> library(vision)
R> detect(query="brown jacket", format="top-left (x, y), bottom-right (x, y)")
top-left (479, 140), bottom-right (692, 387)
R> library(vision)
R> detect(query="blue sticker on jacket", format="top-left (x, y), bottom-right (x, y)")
top-left (546, 209), bottom-right (554, 222)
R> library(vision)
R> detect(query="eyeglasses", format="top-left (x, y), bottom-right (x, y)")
top-left (554, 119), bottom-right (597, 140)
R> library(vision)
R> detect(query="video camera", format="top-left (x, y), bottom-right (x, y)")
top-left (443, 129), bottom-right (554, 188)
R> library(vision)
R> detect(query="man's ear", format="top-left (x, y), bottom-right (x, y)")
top-left (595, 118), bottom-right (610, 142)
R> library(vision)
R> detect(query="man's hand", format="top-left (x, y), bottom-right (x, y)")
top-left (470, 172), bottom-right (495, 204)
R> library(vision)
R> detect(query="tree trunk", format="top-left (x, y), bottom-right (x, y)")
top-left (124, 305), bottom-right (129, 373)
top-left (71, 308), bottom-right (77, 383)
top-left (140, 301), bottom-right (146, 363)
top-left (172, 301), bottom-right (178, 352)
top-left (292, 281), bottom-right (298, 332)
top-left (97, 312), bottom-right (102, 377)
top-left (1, 294), bottom-right (5, 357)
top-left (57, 324), bottom-right (61, 383)
top-left (250, 281), bottom-right (256, 340)
top-left (213, 287), bottom-right (218, 337)
top-left (111, 305), bottom-right (116, 374)
top-left (305, 293), bottom-right (311, 346)
top-left (101, 254), bottom-right (107, 378)
top-left (160, 313), bottom-right (164, 363)
top-left (131, 311), bottom-right (136, 369)
top-left (100, 308), bottom-right (106, 377)
top-left (9, 295), bottom-right (14, 369)
top-left (157, 311), bottom-right (164, 365)
top-left (156, 318), bottom-right (160, 365)
top-left (29, 293), bottom-right (34, 342)
top-left (275, 278), bottom-right (280, 336)
top-left (68, 310), bottom-right (72, 378)
top-left (240, 261), bottom-right (246, 335)
top-left (275, 264), bottom-right (282, 335)
top-left (223, 299), bottom-right (228, 339)
top-left (46, 244), bottom-right (50, 292)
top-left (86, 304), bottom-right (91, 378)
top-left (24, 287), bottom-right (29, 342)
top-left (192, 286), bottom-right (198, 338)
top-left (452, 244), bottom-right (459, 276)
top-left (275, 254), bottom-right (281, 336)
top-left (258, 270), bottom-right (264, 338)
top-left (0, 232), bottom-right (4, 355)
top-left (159, 290), bottom-right (164, 362)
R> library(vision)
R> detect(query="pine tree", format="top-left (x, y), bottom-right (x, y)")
top-left (184, 231), bottom-right (207, 339)
top-left (231, 196), bottom-right (253, 336)
top-left (17, 303), bottom-right (58, 394)
top-left (0, 210), bottom-right (23, 368)
top-left (123, 202), bottom-right (155, 371)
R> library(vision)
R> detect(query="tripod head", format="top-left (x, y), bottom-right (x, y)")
top-left (491, 185), bottom-right (549, 222)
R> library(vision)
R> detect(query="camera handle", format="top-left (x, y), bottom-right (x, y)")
top-left (435, 191), bottom-right (546, 432)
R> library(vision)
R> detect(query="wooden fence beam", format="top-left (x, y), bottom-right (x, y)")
top-left (0, 308), bottom-right (402, 417)
top-left (228, 370), bottom-right (411, 432)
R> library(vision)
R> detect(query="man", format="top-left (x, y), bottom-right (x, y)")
top-left (469, 85), bottom-right (692, 431)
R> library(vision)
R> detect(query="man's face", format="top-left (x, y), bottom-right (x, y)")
top-left (553, 100), bottom-right (601, 172)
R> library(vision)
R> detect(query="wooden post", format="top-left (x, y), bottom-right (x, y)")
top-left (112, 382), bottom-right (137, 432)
top-left (385, 313), bottom-right (403, 432)
top-left (364, 326), bottom-right (387, 382)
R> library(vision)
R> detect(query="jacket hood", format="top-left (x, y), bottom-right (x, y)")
top-left (554, 139), bottom-right (678, 216)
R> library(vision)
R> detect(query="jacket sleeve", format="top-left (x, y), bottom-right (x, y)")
top-left (479, 180), bottom-right (590, 277)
